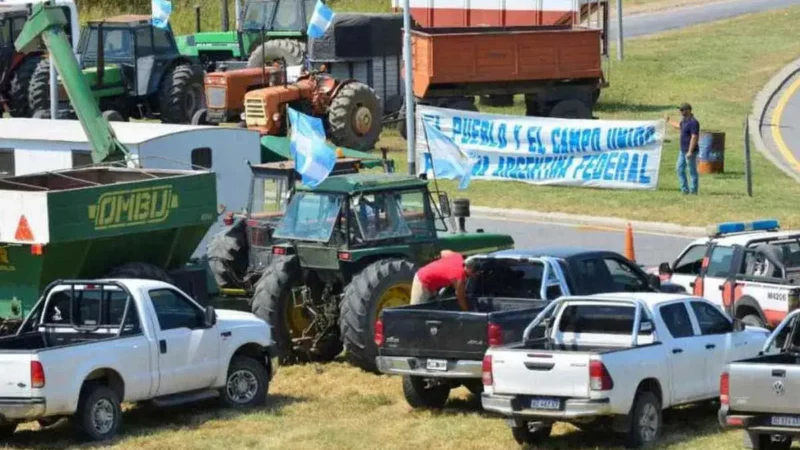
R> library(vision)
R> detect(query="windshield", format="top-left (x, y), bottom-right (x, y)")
top-left (248, 174), bottom-right (292, 220)
top-left (273, 191), bottom-right (343, 242)
top-left (272, 0), bottom-right (306, 31)
top-left (351, 192), bottom-right (413, 242)
top-left (81, 27), bottom-right (133, 61)
top-left (243, 0), bottom-right (277, 29)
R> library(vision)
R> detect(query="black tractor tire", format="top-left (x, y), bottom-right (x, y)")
top-left (624, 391), bottom-right (662, 448)
top-left (73, 384), bottom-right (122, 442)
top-left (207, 221), bottom-right (249, 291)
top-left (8, 54), bottom-right (42, 117)
top-left (549, 99), bottom-right (592, 119)
top-left (158, 64), bottom-right (205, 124)
top-left (340, 259), bottom-right (416, 373)
top-left (328, 81), bottom-right (383, 151)
top-left (251, 256), bottom-right (343, 363)
top-left (105, 262), bottom-right (174, 284)
top-left (247, 39), bottom-right (305, 68)
top-left (511, 421), bottom-right (553, 445)
top-left (402, 376), bottom-right (450, 409)
top-left (191, 108), bottom-right (210, 125)
top-left (28, 58), bottom-right (53, 117)
top-left (102, 110), bottom-right (125, 122)
top-left (220, 355), bottom-right (269, 408)
top-left (741, 314), bottom-right (766, 328)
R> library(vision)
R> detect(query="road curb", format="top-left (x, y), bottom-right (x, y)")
top-left (750, 58), bottom-right (800, 182)
top-left (470, 206), bottom-right (706, 238)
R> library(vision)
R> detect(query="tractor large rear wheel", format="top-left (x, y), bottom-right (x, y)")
top-left (104, 262), bottom-right (173, 283)
top-left (207, 220), bottom-right (249, 291)
top-left (328, 82), bottom-right (382, 151)
top-left (27, 58), bottom-right (52, 117)
top-left (251, 256), bottom-right (342, 364)
top-left (248, 39), bottom-right (305, 68)
top-left (340, 259), bottom-right (416, 373)
top-left (159, 64), bottom-right (205, 124)
top-left (8, 54), bottom-right (42, 117)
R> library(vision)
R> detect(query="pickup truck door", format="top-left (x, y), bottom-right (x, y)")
top-left (694, 245), bottom-right (736, 306)
top-left (658, 300), bottom-right (708, 403)
top-left (668, 244), bottom-right (709, 293)
top-left (147, 288), bottom-right (221, 396)
top-left (686, 300), bottom-right (745, 396)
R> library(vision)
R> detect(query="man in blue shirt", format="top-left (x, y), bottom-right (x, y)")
top-left (666, 103), bottom-right (700, 194)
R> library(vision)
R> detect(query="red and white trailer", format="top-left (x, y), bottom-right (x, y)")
top-left (391, 0), bottom-right (595, 28)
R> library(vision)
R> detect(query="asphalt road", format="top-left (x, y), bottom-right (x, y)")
top-left (468, 217), bottom-right (694, 266)
top-left (608, 0), bottom-right (800, 40)
top-left (762, 70), bottom-right (800, 176)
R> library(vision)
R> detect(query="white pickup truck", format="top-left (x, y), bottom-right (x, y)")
top-left (481, 293), bottom-right (770, 448)
top-left (0, 279), bottom-right (277, 442)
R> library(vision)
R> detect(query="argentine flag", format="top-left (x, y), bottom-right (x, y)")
top-left (423, 119), bottom-right (478, 190)
top-left (307, 0), bottom-right (335, 39)
top-left (288, 107), bottom-right (336, 188)
top-left (151, 0), bottom-right (172, 29)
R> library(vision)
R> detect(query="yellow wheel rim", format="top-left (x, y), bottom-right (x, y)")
top-left (375, 283), bottom-right (411, 320)
top-left (285, 299), bottom-right (311, 338)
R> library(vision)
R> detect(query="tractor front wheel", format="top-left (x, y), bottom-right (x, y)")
top-left (340, 259), bottom-right (416, 373)
top-left (159, 64), bottom-right (205, 124)
top-left (247, 39), bottom-right (305, 68)
top-left (8, 54), bottom-right (42, 117)
top-left (251, 256), bottom-right (342, 364)
top-left (328, 82), bottom-right (383, 151)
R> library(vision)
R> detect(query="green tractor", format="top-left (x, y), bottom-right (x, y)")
top-left (29, 15), bottom-right (205, 123)
top-left (249, 173), bottom-right (514, 372)
top-left (177, 0), bottom-right (315, 72)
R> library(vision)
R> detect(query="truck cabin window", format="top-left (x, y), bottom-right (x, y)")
top-left (557, 304), bottom-right (651, 336)
top-left (765, 315), bottom-right (798, 354)
top-left (673, 244), bottom-right (708, 275)
top-left (83, 28), bottom-right (132, 61)
top-left (743, 239), bottom-right (800, 279)
top-left (43, 288), bottom-right (140, 334)
top-left (149, 289), bottom-right (204, 331)
top-left (350, 193), bottom-right (413, 242)
top-left (467, 260), bottom-right (546, 299)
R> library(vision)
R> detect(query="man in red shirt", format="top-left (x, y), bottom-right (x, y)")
top-left (410, 250), bottom-right (473, 311)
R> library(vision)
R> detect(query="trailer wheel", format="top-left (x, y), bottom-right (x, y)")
top-left (549, 99), bottom-right (592, 119)
top-left (402, 376), bottom-right (450, 409)
top-left (328, 82), bottom-right (383, 151)
top-left (340, 259), bottom-right (416, 373)
top-left (511, 421), bottom-right (552, 445)
top-left (207, 221), bottom-right (249, 290)
top-left (251, 256), bottom-right (343, 363)
top-left (248, 39), bottom-right (305, 68)
top-left (74, 384), bottom-right (122, 442)
top-left (27, 58), bottom-right (52, 117)
top-left (159, 64), bottom-right (205, 124)
top-left (105, 262), bottom-right (174, 284)
top-left (8, 54), bottom-right (42, 117)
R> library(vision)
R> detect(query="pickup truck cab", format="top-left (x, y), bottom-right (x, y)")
top-left (720, 308), bottom-right (800, 450)
top-left (482, 293), bottom-right (769, 448)
top-left (655, 219), bottom-right (800, 329)
top-left (375, 248), bottom-right (682, 409)
top-left (0, 280), bottom-right (276, 442)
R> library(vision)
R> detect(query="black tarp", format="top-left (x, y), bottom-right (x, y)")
top-left (308, 13), bottom-right (403, 61)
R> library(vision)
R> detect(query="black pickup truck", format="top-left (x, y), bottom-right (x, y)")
top-left (375, 247), bottom-right (682, 409)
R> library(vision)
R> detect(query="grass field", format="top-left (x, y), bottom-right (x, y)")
top-left (5, 362), bottom-right (750, 450)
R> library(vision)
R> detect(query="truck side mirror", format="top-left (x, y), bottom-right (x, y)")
top-left (204, 306), bottom-right (217, 328)
top-left (438, 193), bottom-right (451, 217)
top-left (639, 321), bottom-right (654, 334)
top-left (658, 262), bottom-right (672, 276)
top-left (732, 318), bottom-right (746, 332)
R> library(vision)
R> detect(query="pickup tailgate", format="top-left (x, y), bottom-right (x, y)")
top-left (380, 301), bottom-right (490, 359)
top-left (491, 348), bottom-right (593, 398)
top-left (728, 361), bottom-right (800, 415)
top-left (0, 353), bottom-right (35, 398)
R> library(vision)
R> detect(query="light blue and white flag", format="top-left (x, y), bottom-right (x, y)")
top-left (288, 107), bottom-right (336, 188)
top-left (307, 0), bottom-right (335, 39)
top-left (151, 0), bottom-right (172, 29)
top-left (423, 119), bottom-right (478, 190)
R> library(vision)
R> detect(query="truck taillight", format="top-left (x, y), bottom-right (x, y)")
top-left (374, 319), bottom-right (384, 347)
top-left (487, 323), bottom-right (503, 346)
top-left (720, 371), bottom-right (729, 406)
top-left (272, 246), bottom-right (286, 255)
top-left (482, 354), bottom-right (493, 386)
top-left (31, 361), bottom-right (45, 388)
top-left (589, 360), bottom-right (613, 391)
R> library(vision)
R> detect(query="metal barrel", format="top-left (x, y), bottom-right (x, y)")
top-left (698, 130), bottom-right (725, 174)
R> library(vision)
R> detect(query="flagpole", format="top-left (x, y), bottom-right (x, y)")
top-left (402, 0), bottom-right (416, 175)
top-left (420, 120), bottom-right (440, 195)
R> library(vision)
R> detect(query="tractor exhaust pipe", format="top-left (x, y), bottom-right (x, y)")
top-left (452, 198), bottom-right (470, 233)
top-left (195, 5), bottom-right (201, 33)
top-left (221, 0), bottom-right (230, 32)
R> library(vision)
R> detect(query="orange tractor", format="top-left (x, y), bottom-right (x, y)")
top-left (194, 60), bottom-right (383, 152)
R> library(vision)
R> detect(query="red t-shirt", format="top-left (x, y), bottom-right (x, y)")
top-left (417, 253), bottom-right (465, 291)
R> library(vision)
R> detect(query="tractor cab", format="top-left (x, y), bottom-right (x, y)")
top-left (241, 0), bottom-right (316, 32)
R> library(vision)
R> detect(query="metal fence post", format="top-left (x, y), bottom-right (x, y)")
top-left (744, 115), bottom-right (753, 197)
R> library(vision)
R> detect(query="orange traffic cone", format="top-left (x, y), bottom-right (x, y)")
top-left (624, 223), bottom-right (636, 262)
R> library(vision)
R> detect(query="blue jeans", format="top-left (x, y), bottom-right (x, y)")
top-left (676, 151), bottom-right (698, 194)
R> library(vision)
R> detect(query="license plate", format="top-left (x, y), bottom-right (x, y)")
top-left (530, 397), bottom-right (561, 410)
top-left (426, 359), bottom-right (448, 371)
top-left (771, 416), bottom-right (800, 427)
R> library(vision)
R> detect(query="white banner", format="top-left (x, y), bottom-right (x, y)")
top-left (415, 106), bottom-right (665, 190)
